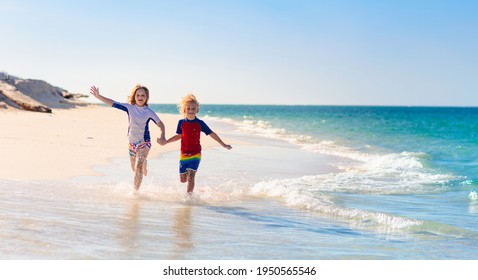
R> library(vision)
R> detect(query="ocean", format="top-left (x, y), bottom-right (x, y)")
top-left (1, 105), bottom-right (478, 259)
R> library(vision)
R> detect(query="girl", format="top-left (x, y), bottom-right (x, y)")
top-left (90, 85), bottom-right (166, 191)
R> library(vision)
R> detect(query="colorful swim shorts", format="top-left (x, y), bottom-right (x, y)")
top-left (128, 141), bottom-right (151, 157)
top-left (179, 153), bottom-right (201, 174)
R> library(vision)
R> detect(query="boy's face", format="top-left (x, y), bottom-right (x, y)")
top-left (185, 102), bottom-right (198, 120)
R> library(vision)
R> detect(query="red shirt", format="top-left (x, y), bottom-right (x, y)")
top-left (176, 117), bottom-right (213, 155)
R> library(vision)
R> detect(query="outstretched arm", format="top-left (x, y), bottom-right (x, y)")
top-left (90, 86), bottom-right (114, 106)
top-left (209, 132), bottom-right (232, 149)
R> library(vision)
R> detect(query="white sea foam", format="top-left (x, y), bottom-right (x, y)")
top-left (469, 191), bottom-right (478, 200)
top-left (243, 148), bottom-right (453, 229)
top-left (203, 115), bottom-right (311, 144)
top-left (250, 176), bottom-right (422, 229)
top-left (302, 141), bottom-right (456, 194)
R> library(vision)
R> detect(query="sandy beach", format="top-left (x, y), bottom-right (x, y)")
top-left (0, 105), bottom-right (232, 181)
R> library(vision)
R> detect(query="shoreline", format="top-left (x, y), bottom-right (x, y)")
top-left (0, 105), bottom-right (243, 181)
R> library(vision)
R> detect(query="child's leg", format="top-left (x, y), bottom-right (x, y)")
top-left (186, 170), bottom-right (196, 193)
top-left (179, 170), bottom-right (196, 193)
top-left (180, 173), bottom-right (188, 183)
top-left (178, 154), bottom-right (200, 193)
top-left (128, 142), bottom-right (137, 172)
top-left (143, 159), bottom-right (148, 176)
top-left (129, 156), bottom-right (136, 172)
top-left (133, 147), bottom-right (150, 190)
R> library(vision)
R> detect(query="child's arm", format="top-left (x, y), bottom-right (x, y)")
top-left (156, 120), bottom-right (166, 145)
top-left (164, 134), bottom-right (181, 145)
top-left (209, 132), bottom-right (232, 149)
top-left (90, 86), bottom-right (114, 106)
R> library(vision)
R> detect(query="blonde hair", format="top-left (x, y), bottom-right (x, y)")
top-left (128, 84), bottom-right (150, 105)
top-left (178, 93), bottom-right (200, 116)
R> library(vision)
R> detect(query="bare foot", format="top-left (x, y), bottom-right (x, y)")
top-left (130, 189), bottom-right (140, 198)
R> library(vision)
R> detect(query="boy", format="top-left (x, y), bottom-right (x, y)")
top-left (163, 94), bottom-right (232, 193)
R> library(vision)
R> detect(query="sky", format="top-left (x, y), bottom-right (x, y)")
top-left (0, 0), bottom-right (477, 106)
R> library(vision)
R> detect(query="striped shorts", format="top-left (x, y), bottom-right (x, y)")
top-left (179, 153), bottom-right (201, 174)
top-left (128, 141), bottom-right (151, 157)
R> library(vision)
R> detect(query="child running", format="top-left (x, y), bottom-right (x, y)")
top-left (90, 85), bottom-right (166, 191)
top-left (163, 94), bottom-right (232, 193)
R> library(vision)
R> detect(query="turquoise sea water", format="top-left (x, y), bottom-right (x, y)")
top-left (2, 105), bottom-right (478, 259)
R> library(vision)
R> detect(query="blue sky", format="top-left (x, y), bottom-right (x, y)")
top-left (1, 0), bottom-right (476, 105)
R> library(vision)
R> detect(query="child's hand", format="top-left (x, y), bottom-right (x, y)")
top-left (90, 86), bottom-right (100, 98)
top-left (157, 137), bottom-right (166, 146)
top-left (223, 144), bottom-right (232, 150)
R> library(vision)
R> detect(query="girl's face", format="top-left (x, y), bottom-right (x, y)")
top-left (135, 88), bottom-right (148, 107)
top-left (185, 102), bottom-right (198, 120)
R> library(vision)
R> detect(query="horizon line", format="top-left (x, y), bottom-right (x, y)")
top-left (88, 101), bottom-right (478, 108)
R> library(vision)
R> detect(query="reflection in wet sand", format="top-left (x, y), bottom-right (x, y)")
top-left (170, 206), bottom-right (193, 259)
top-left (118, 200), bottom-right (141, 257)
